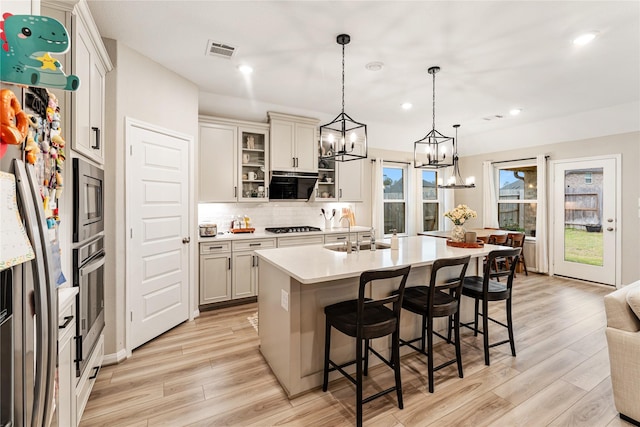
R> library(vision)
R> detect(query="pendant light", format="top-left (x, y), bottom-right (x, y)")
top-left (319, 34), bottom-right (367, 162)
top-left (413, 66), bottom-right (454, 169)
top-left (438, 124), bottom-right (475, 189)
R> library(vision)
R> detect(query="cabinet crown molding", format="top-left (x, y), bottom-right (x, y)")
top-left (198, 115), bottom-right (269, 130)
top-left (267, 111), bottom-right (319, 125)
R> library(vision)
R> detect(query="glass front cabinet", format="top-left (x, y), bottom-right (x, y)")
top-left (317, 139), bottom-right (337, 200)
top-left (239, 127), bottom-right (269, 202)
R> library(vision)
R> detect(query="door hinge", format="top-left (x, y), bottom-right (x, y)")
top-left (130, 145), bottom-right (133, 156)
top-left (130, 228), bottom-right (133, 238)
top-left (130, 311), bottom-right (133, 322)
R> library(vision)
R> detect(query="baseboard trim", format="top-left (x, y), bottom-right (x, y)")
top-left (102, 348), bottom-right (127, 366)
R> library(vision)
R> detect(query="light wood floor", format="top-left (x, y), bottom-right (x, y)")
top-left (80, 274), bottom-right (633, 427)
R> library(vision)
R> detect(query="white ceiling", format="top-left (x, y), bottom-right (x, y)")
top-left (86, 1), bottom-right (640, 155)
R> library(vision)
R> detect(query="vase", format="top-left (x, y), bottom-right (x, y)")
top-left (452, 224), bottom-right (466, 242)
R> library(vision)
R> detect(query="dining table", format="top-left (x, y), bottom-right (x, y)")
top-left (419, 228), bottom-right (509, 243)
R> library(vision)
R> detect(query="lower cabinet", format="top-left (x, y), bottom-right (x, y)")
top-left (200, 238), bottom-right (276, 305)
top-left (199, 241), bottom-right (232, 304)
top-left (76, 334), bottom-right (104, 423)
top-left (276, 235), bottom-right (325, 248)
top-left (57, 294), bottom-right (77, 427)
top-left (231, 239), bottom-right (276, 298)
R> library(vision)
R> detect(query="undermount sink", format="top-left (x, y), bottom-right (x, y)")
top-left (324, 242), bottom-right (391, 252)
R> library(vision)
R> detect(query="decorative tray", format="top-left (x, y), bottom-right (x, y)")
top-left (446, 239), bottom-right (484, 248)
top-left (231, 228), bottom-right (255, 234)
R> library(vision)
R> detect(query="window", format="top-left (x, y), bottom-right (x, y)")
top-left (383, 165), bottom-right (406, 235)
top-left (585, 172), bottom-right (592, 184)
top-left (421, 170), bottom-right (439, 232)
top-left (497, 164), bottom-right (537, 236)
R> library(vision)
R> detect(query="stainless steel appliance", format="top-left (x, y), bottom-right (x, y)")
top-left (265, 226), bottom-right (322, 234)
top-left (73, 158), bottom-right (104, 243)
top-left (73, 236), bottom-right (105, 377)
top-left (268, 171), bottom-right (318, 201)
top-left (1, 153), bottom-right (58, 427)
top-left (1, 270), bottom-right (13, 427)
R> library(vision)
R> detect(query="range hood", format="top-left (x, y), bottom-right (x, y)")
top-left (269, 171), bottom-right (318, 201)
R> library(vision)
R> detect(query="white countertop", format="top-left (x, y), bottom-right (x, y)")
top-left (58, 286), bottom-right (78, 313)
top-left (198, 225), bottom-right (372, 242)
top-left (255, 235), bottom-right (500, 284)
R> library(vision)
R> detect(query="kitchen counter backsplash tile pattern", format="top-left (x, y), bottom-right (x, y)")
top-left (198, 202), bottom-right (360, 233)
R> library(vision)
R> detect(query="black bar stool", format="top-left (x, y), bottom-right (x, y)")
top-left (322, 265), bottom-right (411, 427)
top-left (461, 248), bottom-right (521, 366)
top-left (396, 256), bottom-right (470, 393)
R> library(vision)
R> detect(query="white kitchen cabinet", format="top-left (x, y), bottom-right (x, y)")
top-left (238, 126), bottom-right (269, 201)
top-left (277, 235), bottom-right (325, 248)
top-left (56, 289), bottom-right (77, 427)
top-left (231, 239), bottom-right (276, 298)
top-left (76, 334), bottom-right (103, 424)
top-left (199, 242), bottom-right (232, 304)
top-left (199, 117), bottom-right (269, 202)
top-left (199, 122), bottom-right (238, 202)
top-left (71, 1), bottom-right (111, 164)
top-left (337, 159), bottom-right (363, 202)
top-left (268, 112), bottom-right (318, 173)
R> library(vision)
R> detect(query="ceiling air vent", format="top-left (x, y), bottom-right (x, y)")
top-left (206, 40), bottom-right (236, 59)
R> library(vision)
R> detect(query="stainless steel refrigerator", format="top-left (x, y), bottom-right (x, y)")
top-left (1, 138), bottom-right (58, 425)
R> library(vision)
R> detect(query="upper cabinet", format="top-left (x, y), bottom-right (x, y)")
top-left (70, 1), bottom-right (112, 164)
top-left (337, 160), bottom-right (363, 202)
top-left (198, 116), bottom-right (269, 203)
top-left (268, 112), bottom-right (318, 173)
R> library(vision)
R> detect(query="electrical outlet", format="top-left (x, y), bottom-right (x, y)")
top-left (281, 289), bottom-right (289, 311)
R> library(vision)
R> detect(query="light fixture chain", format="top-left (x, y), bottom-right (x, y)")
top-left (341, 41), bottom-right (345, 114)
top-left (432, 70), bottom-right (436, 131)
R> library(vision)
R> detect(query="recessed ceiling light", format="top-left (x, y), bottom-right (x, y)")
top-left (238, 65), bottom-right (253, 75)
top-left (365, 61), bottom-right (384, 71)
top-left (401, 102), bottom-right (413, 110)
top-left (573, 32), bottom-right (598, 46)
top-left (510, 108), bottom-right (522, 116)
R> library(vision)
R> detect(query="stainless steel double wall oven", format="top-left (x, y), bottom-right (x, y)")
top-left (73, 158), bottom-right (105, 376)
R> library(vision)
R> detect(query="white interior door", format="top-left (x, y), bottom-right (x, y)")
top-left (552, 157), bottom-right (618, 285)
top-left (127, 121), bottom-right (191, 349)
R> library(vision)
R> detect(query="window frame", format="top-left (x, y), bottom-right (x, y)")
top-left (382, 162), bottom-right (408, 237)
top-left (420, 169), bottom-right (441, 233)
top-left (495, 160), bottom-right (538, 237)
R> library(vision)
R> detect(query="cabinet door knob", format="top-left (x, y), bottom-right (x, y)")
top-left (182, 237), bottom-right (191, 244)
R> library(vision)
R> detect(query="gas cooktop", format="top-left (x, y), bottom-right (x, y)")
top-left (265, 226), bottom-right (322, 234)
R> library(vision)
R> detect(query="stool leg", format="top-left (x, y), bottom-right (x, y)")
top-left (506, 297), bottom-right (516, 357)
top-left (356, 335), bottom-right (363, 427)
top-left (420, 312), bottom-right (427, 352)
top-left (392, 330), bottom-right (403, 409)
top-left (454, 310), bottom-right (463, 379)
top-left (364, 338), bottom-right (370, 376)
top-left (427, 316), bottom-right (434, 393)
top-left (322, 319), bottom-right (331, 392)
top-left (473, 298), bottom-right (480, 337)
top-left (482, 299), bottom-right (490, 366)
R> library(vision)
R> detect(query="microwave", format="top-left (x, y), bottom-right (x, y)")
top-left (269, 170), bottom-right (318, 201)
top-left (73, 158), bottom-right (104, 242)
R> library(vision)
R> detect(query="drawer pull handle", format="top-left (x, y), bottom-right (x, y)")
top-left (88, 365), bottom-right (100, 380)
top-left (208, 246), bottom-right (223, 250)
top-left (249, 243), bottom-right (261, 247)
top-left (336, 236), bottom-right (346, 240)
top-left (59, 315), bottom-right (74, 329)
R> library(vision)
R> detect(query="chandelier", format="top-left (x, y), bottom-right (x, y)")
top-left (413, 66), bottom-right (454, 169)
top-left (438, 124), bottom-right (475, 189)
top-left (319, 34), bottom-right (367, 162)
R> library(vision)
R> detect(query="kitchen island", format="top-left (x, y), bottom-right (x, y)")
top-left (255, 236), bottom-right (500, 397)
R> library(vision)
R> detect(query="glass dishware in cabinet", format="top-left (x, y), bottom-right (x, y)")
top-left (239, 128), bottom-right (269, 201)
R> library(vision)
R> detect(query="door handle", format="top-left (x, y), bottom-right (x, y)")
top-left (607, 227), bottom-right (614, 231)
top-left (91, 127), bottom-right (100, 149)
top-left (182, 237), bottom-right (191, 244)
top-left (607, 218), bottom-right (614, 223)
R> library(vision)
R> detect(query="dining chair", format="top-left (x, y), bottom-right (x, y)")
top-left (506, 232), bottom-right (528, 276)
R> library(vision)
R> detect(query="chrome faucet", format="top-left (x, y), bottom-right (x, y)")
top-left (339, 215), bottom-right (352, 253)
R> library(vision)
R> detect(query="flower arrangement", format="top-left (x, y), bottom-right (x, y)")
top-left (444, 204), bottom-right (477, 226)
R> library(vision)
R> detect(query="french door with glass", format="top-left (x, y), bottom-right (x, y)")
top-left (552, 156), bottom-right (619, 285)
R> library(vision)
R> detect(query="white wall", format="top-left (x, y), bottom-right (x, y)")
top-left (102, 39), bottom-right (199, 358)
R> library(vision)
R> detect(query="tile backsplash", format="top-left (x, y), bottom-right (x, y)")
top-left (198, 202), bottom-right (363, 232)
